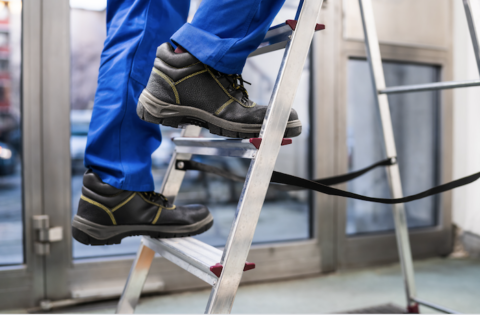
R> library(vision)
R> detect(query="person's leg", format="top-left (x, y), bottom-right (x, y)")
top-left (137, 0), bottom-right (302, 139)
top-left (172, 0), bottom-right (286, 74)
top-left (84, 0), bottom-right (190, 191)
top-left (75, 0), bottom-right (214, 246)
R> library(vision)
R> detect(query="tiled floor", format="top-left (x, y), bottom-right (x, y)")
top-left (29, 257), bottom-right (480, 314)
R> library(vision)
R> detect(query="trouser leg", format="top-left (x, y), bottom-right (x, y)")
top-left (84, 0), bottom-right (189, 191)
top-left (171, 0), bottom-right (286, 74)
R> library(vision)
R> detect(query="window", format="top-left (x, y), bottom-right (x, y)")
top-left (346, 59), bottom-right (440, 235)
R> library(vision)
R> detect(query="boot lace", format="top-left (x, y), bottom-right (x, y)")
top-left (141, 191), bottom-right (170, 207)
top-left (215, 70), bottom-right (251, 104)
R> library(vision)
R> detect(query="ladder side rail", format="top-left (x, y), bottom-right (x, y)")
top-left (358, 0), bottom-right (418, 309)
top-left (463, 0), bottom-right (480, 76)
top-left (116, 125), bottom-right (202, 314)
top-left (204, 0), bottom-right (324, 313)
top-left (160, 125), bottom-right (202, 201)
top-left (115, 243), bottom-right (156, 314)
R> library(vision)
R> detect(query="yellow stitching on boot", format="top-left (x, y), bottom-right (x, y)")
top-left (112, 193), bottom-right (136, 212)
top-left (174, 69), bottom-right (208, 85)
top-left (206, 66), bottom-right (239, 102)
top-left (206, 66), bottom-right (256, 109)
top-left (215, 99), bottom-right (234, 115)
top-left (152, 68), bottom-right (180, 104)
top-left (138, 193), bottom-right (176, 210)
top-left (80, 195), bottom-right (117, 225)
top-left (151, 207), bottom-right (163, 225)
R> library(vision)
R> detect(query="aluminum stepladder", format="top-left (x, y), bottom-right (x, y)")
top-left (116, 0), bottom-right (325, 313)
top-left (358, 0), bottom-right (480, 313)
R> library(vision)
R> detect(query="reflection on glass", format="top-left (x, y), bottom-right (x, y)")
top-left (0, 0), bottom-right (22, 265)
top-left (71, 0), bottom-right (310, 259)
top-left (346, 59), bottom-right (440, 235)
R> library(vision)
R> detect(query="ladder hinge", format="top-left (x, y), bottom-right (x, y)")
top-left (33, 215), bottom-right (63, 255)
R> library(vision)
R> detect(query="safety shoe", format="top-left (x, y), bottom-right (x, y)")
top-left (137, 42), bottom-right (302, 138)
top-left (72, 170), bottom-right (213, 245)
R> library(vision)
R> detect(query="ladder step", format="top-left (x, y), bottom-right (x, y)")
top-left (173, 137), bottom-right (292, 158)
top-left (379, 79), bottom-right (480, 94)
top-left (141, 236), bottom-right (255, 286)
top-left (249, 20), bottom-right (325, 58)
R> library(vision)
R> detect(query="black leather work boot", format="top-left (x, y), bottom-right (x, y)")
top-left (137, 42), bottom-right (302, 138)
top-left (72, 170), bottom-right (213, 245)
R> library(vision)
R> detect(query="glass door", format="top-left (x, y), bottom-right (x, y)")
top-left (335, 0), bottom-right (454, 268)
top-left (0, 0), bottom-right (47, 310)
top-left (63, 0), bottom-right (322, 304)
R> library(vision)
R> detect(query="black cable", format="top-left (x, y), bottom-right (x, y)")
top-left (176, 159), bottom-right (480, 204)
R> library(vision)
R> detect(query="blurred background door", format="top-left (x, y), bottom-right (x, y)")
top-left (0, 0), bottom-right (53, 310)
top-left (44, 0), bottom-right (323, 307)
top-left (0, 0), bottom-right (460, 310)
top-left (312, 0), bottom-right (454, 268)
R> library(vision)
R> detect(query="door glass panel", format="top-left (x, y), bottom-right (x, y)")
top-left (71, 0), bottom-right (310, 259)
top-left (0, 0), bottom-right (22, 265)
top-left (346, 59), bottom-right (440, 235)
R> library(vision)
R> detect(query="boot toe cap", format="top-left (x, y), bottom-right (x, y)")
top-left (158, 204), bottom-right (211, 226)
top-left (180, 204), bottom-right (211, 224)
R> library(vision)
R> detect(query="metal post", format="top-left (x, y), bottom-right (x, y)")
top-left (463, 0), bottom-right (480, 75)
top-left (160, 125), bottom-right (202, 202)
top-left (204, 0), bottom-right (324, 313)
top-left (116, 125), bottom-right (201, 314)
top-left (116, 243), bottom-right (155, 314)
top-left (358, 0), bottom-right (417, 310)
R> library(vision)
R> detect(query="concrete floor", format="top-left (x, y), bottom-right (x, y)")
top-left (37, 257), bottom-right (480, 314)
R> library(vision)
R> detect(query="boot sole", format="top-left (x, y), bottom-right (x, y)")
top-left (137, 90), bottom-right (302, 139)
top-left (72, 214), bottom-right (214, 246)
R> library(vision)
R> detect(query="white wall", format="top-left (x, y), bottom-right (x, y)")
top-left (453, 0), bottom-right (480, 236)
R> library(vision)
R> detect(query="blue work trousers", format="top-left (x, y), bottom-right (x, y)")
top-left (85, 0), bottom-right (285, 191)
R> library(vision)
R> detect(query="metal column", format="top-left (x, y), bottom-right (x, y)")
top-left (204, 0), bottom-right (324, 313)
top-left (358, 0), bottom-right (417, 310)
top-left (116, 244), bottom-right (155, 313)
top-left (464, 0), bottom-right (480, 75)
top-left (115, 126), bottom-right (200, 314)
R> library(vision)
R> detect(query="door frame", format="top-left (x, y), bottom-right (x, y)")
top-left (312, 0), bottom-right (454, 269)
top-left (39, 0), bottom-right (326, 307)
top-left (0, 0), bottom-right (50, 309)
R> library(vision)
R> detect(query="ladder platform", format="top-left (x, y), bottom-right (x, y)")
top-left (249, 19), bottom-right (325, 57)
top-left (379, 78), bottom-right (480, 94)
top-left (141, 236), bottom-right (255, 286)
top-left (173, 137), bottom-right (292, 158)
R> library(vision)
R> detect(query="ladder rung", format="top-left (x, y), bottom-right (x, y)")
top-left (142, 236), bottom-right (221, 285)
top-left (173, 137), bottom-right (293, 158)
top-left (379, 79), bottom-right (480, 94)
top-left (249, 20), bottom-right (325, 58)
top-left (142, 236), bottom-right (255, 286)
top-left (173, 138), bottom-right (258, 158)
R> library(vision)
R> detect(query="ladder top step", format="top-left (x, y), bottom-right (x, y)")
top-left (249, 20), bottom-right (325, 58)
top-left (285, 19), bottom-right (325, 31)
